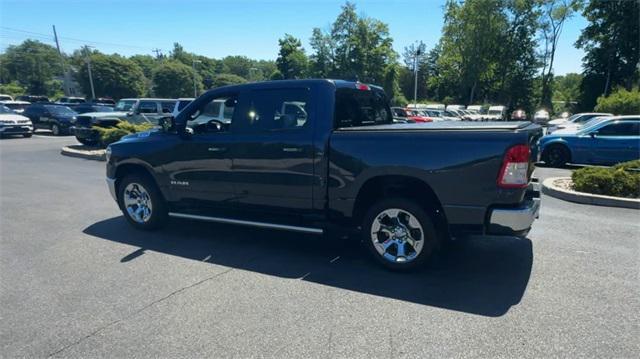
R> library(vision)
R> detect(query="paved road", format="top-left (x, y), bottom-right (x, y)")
top-left (1, 135), bottom-right (638, 358)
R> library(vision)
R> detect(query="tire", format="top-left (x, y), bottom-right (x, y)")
top-left (23, 133), bottom-right (32, 138)
top-left (117, 173), bottom-right (168, 230)
top-left (51, 124), bottom-right (61, 136)
top-left (361, 197), bottom-right (440, 271)
top-left (543, 145), bottom-right (570, 167)
top-left (76, 136), bottom-right (96, 146)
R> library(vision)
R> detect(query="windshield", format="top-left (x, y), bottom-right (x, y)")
top-left (93, 106), bottom-right (114, 112)
top-left (45, 105), bottom-right (76, 116)
top-left (4, 103), bottom-right (27, 111)
top-left (565, 114), bottom-right (581, 122)
top-left (115, 100), bottom-right (136, 111)
top-left (488, 109), bottom-right (502, 115)
top-left (0, 105), bottom-right (15, 114)
top-left (578, 117), bottom-right (610, 133)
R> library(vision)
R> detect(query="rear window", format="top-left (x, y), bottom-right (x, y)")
top-left (334, 88), bottom-right (391, 128)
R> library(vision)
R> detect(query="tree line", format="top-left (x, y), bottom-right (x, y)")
top-left (0, 0), bottom-right (637, 114)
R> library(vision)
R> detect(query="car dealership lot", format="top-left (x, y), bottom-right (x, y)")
top-left (1, 136), bottom-right (638, 358)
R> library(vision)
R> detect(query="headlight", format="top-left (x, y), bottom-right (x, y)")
top-left (105, 146), bottom-right (112, 161)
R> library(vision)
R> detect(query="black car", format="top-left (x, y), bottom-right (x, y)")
top-left (105, 79), bottom-right (542, 270)
top-left (72, 103), bottom-right (114, 114)
top-left (16, 95), bottom-right (50, 103)
top-left (23, 103), bottom-right (77, 135)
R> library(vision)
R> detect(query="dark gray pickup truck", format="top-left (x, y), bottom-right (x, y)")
top-left (105, 79), bottom-right (542, 270)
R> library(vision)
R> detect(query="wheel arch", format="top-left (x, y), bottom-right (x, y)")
top-left (542, 140), bottom-right (573, 162)
top-left (113, 162), bottom-right (166, 202)
top-left (352, 175), bottom-right (449, 237)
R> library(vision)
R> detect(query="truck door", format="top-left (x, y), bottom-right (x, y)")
top-left (231, 87), bottom-right (315, 215)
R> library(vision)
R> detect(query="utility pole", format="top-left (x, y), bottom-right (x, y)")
top-left (52, 25), bottom-right (70, 96)
top-left (192, 59), bottom-right (201, 97)
top-left (83, 46), bottom-right (96, 100)
top-left (413, 41), bottom-right (423, 107)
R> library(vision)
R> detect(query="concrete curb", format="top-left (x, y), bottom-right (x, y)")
top-left (542, 177), bottom-right (640, 209)
top-left (60, 145), bottom-right (106, 162)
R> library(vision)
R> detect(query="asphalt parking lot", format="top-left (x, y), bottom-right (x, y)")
top-left (1, 135), bottom-right (639, 358)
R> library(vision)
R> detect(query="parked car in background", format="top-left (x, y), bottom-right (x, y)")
top-left (16, 95), bottom-right (49, 103)
top-left (172, 98), bottom-right (194, 117)
top-left (540, 115), bottom-right (640, 167)
top-left (423, 109), bottom-right (460, 121)
top-left (0, 94), bottom-right (14, 101)
top-left (0, 105), bottom-right (33, 138)
top-left (511, 109), bottom-right (527, 121)
top-left (23, 103), bottom-right (77, 135)
top-left (487, 105), bottom-right (507, 121)
top-left (466, 105), bottom-right (485, 114)
top-left (391, 107), bottom-right (433, 122)
top-left (56, 97), bottom-right (86, 106)
top-left (0, 100), bottom-right (30, 114)
top-left (533, 109), bottom-right (550, 125)
top-left (443, 109), bottom-right (466, 120)
top-left (105, 79), bottom-right (542, 270)
top-left (72, 103), bottom-right (115, 114)
top-left (92, 98), bottom-right (116, 105)
top-left (547, 112), bottom-right (613, 133)
top-left (72, 98), bottom-right (177, 145)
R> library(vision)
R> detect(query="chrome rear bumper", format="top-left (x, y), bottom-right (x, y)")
top-left (487, 181), bottom-right (541, 236)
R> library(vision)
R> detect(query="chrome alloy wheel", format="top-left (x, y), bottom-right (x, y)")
top-left (123, 182), bottom-right (153, 223)
top-left (370, 208), bottom-right (424, 263)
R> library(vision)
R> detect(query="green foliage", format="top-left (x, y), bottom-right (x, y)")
top-left (153, 61), bottom-right (202, 98)
top-left (572, 160), bottom-right (640, 198)
top-left (0, 81), bottom-right (26, 97)
top-left (0, 40), bottom-right (63, 95)
top-left (276, 34), bottom-right (308, 79)
top-left (594, 88), bottom-right (640, 115)
top-left (75, 53), bottom-right (146, 99)
top-left (382, 64), bottom-right (407, 106)
top-left (93, 120), bottom-right (153, 147)
top-left (212, 73), bottom-right (247, 88)
top-left (576, 0), bottom-right (640, 111)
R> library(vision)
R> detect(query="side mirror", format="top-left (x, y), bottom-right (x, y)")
top-left (590, 132), bottom-right (597, 138)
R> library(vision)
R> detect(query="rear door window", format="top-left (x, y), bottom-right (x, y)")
top-left (237, 88), bottom-right (310, 132)
top-left (334, 88), bottom-right (391, 128)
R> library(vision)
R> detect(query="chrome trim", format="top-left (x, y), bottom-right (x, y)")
top-left (106, 177), bottom-right (117, 202)
top-left (168, 212), bottom-right (323, 234)
top-left (489, 198), bottom-right (541, 232)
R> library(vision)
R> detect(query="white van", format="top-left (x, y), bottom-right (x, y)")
top-left (425, 104), bottom-right (446, 111)
top-left (487, 106), bottom-right (507, 121)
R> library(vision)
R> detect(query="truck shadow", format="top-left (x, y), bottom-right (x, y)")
top-left (84, 217), bottom-right (533, 317)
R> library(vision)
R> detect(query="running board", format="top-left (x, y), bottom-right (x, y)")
top-left (168, 212), bottom-right (324, 235)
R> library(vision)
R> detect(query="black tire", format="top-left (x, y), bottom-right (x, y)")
top-left (361, 197), bottom-right (440, 271)
top-left (543, 145), bottom-right (570, 167)
top-left (117, 173), bottom-right (168, 230)
top-left (23, 133), bottom-right (32, 138)
top-left (76, 136), bottom-right (96, 146)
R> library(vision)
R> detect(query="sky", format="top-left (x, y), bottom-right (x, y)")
top-left (0, 0), bottom-right (587, 75)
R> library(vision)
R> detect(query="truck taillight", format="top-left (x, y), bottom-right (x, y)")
top-left (356, 83), bottom-right (370, 91)
top-left (497, 144), bottom-right (530, 189)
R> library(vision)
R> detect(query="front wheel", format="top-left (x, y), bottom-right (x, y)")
top-left (362, 198), bottom-right (439, 270)
top-left (118, 174), bottom-right (168, 230)
top-left (51, 124), bottom-right (61, 136)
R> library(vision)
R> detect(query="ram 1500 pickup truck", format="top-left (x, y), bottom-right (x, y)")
top-left (105, 79), bottom-right (542, 270)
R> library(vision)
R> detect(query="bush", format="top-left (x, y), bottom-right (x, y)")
top-left (93, 120), bottom-right (153, 147)
top-left (572, 160), bottom-right (640, 198)
top-left (594, 88), bottom-right (640, 115)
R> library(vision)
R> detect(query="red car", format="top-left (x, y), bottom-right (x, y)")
top-left (392, 107), bottom-right (433, 122)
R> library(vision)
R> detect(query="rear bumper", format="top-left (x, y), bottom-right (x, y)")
top-left (0, 125), bottom-right (33, 134)
top-left (487, 181), bottom-right (541, 236)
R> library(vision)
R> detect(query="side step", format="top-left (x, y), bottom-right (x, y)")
top-left (168, 212), bottom-right (324, 235)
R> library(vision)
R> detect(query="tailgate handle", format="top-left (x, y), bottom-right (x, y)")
top-left (282, 147), bottom-right (303, 153)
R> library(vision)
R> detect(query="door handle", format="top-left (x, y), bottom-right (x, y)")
top-left (282, 147), bottom-right (303, 153)
top-left (208, 147), bottom-right (227, 152)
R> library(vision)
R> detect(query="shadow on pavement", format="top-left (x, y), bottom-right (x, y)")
top-left (84, 216), bottom-right (533, 317)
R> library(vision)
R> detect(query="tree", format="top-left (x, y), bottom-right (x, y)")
top-left (130, 55), bottom-right (157, 79)
top-left (221, 56), bottom-right (254, 79)
top-left (276, 34), bottom-right (308, 79)
top-left (153, 61), bottom-right (202, 98)
top-left (402, 42), bottom-right (428, 101)
top-left (382, 63), bottom-right (408, 106)
top-left (0, 81), bottom-right (26, 98)
top-left (576, 0), bottom-right (640, 111)
top-left (539, 0), bottom-right (581, 108)
top-left (0, 40), bottom-right (63, 95)
top-left (309, 28), bottom-right (334, 78)
top-left (212, 73), bottom-right (247, 88)
top-left (75, 52), bottom-right (146, 99)
top-left (594, 88), bottom-right (640, 115)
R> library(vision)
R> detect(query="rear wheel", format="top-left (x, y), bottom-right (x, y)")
top-left (543, 145), bottom-right (570, 167)
top-left (118, 173), bottom-right (168, 230)
top-left (51, 124), bottom-right (61, 136)
top-left (362, 198), bottom-right (439, 270)
top-left (23, 133), bottom-right (32, 138)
